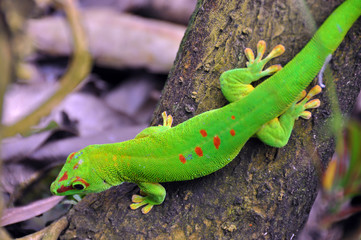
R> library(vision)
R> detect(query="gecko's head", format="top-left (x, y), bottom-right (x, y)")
top-left (50, 146), bottom-right (112, 196)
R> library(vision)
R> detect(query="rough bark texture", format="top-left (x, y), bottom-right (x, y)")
top-left (60, 0), bottom-right (361, 239)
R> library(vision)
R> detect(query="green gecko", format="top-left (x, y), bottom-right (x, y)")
top-left (51, 0), bottom-right (361, 214)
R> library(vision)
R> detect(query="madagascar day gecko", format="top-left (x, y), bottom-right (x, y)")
top-left (51, 0), bottom-right (361, 214)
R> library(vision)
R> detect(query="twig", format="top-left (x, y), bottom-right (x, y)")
top-left (2, 0), bottom-right (92, 137)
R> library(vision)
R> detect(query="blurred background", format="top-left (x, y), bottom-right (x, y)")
top-left (0, 0), bottom-right (196, 237)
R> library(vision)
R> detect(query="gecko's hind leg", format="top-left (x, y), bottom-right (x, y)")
top-left (256, 85), bottom-right (322, 147)
top-left (220, 40), bottom-right (285, 102)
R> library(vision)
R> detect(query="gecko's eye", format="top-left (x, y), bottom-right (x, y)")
top-left (72, 182), bottom-right (85, 190)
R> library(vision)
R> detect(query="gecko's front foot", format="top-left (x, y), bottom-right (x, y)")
top-left (245, 40), bottom-right (285, 80)
top-left (130, 194), bottom-right (155, 214)
top-left (159, 111), bottom-right (173, 127)
top-left (135, 112), bottom-right (173, 139)
top-left (130, 182), bottom-right (166, 214)
top-left (220, 40), bottom-right (286, 103)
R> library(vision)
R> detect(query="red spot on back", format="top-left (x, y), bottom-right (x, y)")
top-left (231, 115), bottom-right (235, 120)
top-left (59, 171), bottom-right (68, 182)
top-left (195, 147), bottom-right (203, 157)
top-left (230, 129), bottom-right (236, 136)
top-left (200, 129), bottom-right (207, 137)
top-left (213, 136), bottom-right (221, 149)
top-left (179, 154), bottom-right (186, 164)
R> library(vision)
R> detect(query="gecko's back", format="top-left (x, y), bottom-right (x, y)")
top-left (89, 101), bottom-right (255, 183)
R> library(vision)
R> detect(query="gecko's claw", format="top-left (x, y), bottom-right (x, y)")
top-left (130, 194), bottom-right (155, 214)
top-left (304, 99), bottom-right (321, 109)
top-left (256, 40), bottom-right (267, 60)
top-left (245, 40), bottom-right (267, 65)
top-left (130, 188), bottom-right (163, 214)
top-left (245, 47), bottom-right (255, 64)
top-left (290, 85), bottom-right (322, 120)
top-left (141, 205), bottom-right (154, 214)
top-left (131, 194), bottom-right (144, 203)
top-left (158, 111), bottom-right (173, 127)
top-left (299, 111), bottom-right (312, 120)
top-left (263, 64), bottom-right (283, 75)
top-left (130, 201), bottom-right (146, 209)
top-left (304, 85), bottom-right (322, 99)
top-left (264, 44), bottom-right (285, 61)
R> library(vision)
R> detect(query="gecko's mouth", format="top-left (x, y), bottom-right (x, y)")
top-left (56, 185), bottom-right (74, 193)
top-left (50, 181), bottom-right (70, 195)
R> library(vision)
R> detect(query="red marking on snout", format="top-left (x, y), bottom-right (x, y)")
top-left (57, 185), bottom-right (73, 193)
top-left (67, 152), bottom-right (76, 163)
top-left (73, 163), bottom-right (79, 170)
top-left (213, 136), bottom-right (221, 149)
top-left (200, 129), bottom-right (207, 137)
top-left (231, 115), bottom-right (235, 120)
top-left (59, 171), bottom-right (68, 182)
top-left (195, 147), bottom-right (203, 157)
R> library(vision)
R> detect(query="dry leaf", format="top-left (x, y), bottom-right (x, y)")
top-left (0, 196), bottom-right (64, 227)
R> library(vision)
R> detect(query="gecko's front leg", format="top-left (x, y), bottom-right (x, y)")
top-left (220, 40), bottom-right (285, 102)
top-left (130, 182), bottom-right (166, 214)
top-left (129, 112), bottom-right (171, 214)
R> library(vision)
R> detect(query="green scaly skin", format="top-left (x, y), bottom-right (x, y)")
top-left (51, 0), bottom-right (361, 214)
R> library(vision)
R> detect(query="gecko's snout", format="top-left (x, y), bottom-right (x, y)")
top-left (50, 181), bottom-right (58, 195)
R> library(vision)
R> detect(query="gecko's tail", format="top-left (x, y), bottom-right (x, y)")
top-left (312, 0), bottom-right (361, 53)
top-left (260, 0), bottom-right (361, 111)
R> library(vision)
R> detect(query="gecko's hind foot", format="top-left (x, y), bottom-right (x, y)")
top-left (291, 85), bottom-right (322, 120)
top-left (245, 40), bottom-right (285, 79)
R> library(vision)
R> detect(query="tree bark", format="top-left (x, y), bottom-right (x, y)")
top-left (60, 0), bottom-right (361, 239)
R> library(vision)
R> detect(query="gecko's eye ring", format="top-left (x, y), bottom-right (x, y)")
top-left (72, 183), bottom-right (85, 190)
